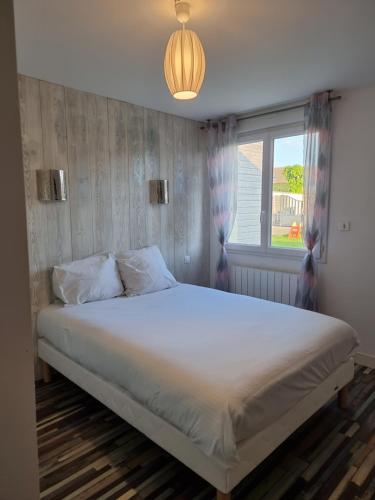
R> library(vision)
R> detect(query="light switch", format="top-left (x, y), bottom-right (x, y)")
top-left (184, 255), bottom-right (191, 264)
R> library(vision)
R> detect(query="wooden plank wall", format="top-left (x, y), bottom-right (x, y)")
top-left (18, 75), bottom-right (210, 373)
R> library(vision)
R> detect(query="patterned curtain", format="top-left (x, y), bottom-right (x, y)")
top-left (207, 116), bottom-right (238, 291)
top-left (295, 92), bottom-right (332, 311)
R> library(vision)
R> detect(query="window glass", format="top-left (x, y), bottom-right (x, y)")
top-left (229, 141), bottom-right (263, 245)
top-left (271, 134), bottom-right (304, 249)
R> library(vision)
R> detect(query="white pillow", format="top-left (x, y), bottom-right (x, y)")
top-left (52, 254), bottom-right (124, 305)
top-left (117, 246), bottom-right (177, 296)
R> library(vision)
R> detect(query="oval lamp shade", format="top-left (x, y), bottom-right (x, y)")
top-left (164, 28), bottom-right (205, 100)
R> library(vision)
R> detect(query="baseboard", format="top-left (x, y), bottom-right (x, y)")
top-left (355, 352), bottom-right (375, 369)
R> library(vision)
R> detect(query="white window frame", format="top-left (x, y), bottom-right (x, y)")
top-left (227, 122), bottom-right (306, 260)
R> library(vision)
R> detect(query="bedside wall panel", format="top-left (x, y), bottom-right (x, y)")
top-left (19, 75), bottom-right (209, 375)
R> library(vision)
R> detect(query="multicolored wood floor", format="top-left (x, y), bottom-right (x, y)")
top-left (36, 366), bottom-right (375, 500)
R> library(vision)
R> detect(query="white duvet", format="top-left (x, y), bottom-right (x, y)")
top-left (37, 284), bottom-right (358, 466)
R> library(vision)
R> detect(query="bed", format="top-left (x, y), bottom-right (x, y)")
top-left (37, 283), bottom-right (358, 499)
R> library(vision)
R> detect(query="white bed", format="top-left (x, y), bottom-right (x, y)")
top-left (37, 284), bottom-right (358, 498)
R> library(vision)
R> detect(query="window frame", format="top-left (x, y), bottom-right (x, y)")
top-left (227, 122), bottom-right (306, 259)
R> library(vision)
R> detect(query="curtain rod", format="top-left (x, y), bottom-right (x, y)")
top-left (237, 95), bottom-right (341, 122)
top-left (200, 94), bottom-right (341, 129)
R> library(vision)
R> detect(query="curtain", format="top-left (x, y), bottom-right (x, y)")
top-left (295, 92), bottom-right (332, 311)
top-left (207, 116), bottom-right (238, 291)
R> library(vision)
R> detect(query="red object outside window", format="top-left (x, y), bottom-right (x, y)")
top-left (288, 225), bottom-right (301, 239)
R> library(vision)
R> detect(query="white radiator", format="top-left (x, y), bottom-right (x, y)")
top-left (229, 265), bottom-right (299, 306)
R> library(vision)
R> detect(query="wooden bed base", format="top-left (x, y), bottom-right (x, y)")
top-left (338, 385), bottom-right (349, 409)
top-left (217, 491), bottom-right (231, 499)
top-left (43, 359), bottom-right (233, 499)
top-left (40, 359), bottom-right (351, 500)
top-left (42, 360), bottom-right (51, 383)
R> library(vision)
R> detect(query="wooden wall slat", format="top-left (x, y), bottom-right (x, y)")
top-left (39, 81), bottom-right (72, 268)
top-left (87, 94), bottom-right (113, 254)
top-left (144, 108), bottom-right (161, 248)
top-left (19, 76), bottom-right (50, 310)
top-left (19, 76), bottom-right (50, 376)
top-left (128, 103), bottom-right (147, 250)
top-left (65, 88), bottom-right (93, 260)
top-left (108, 98), bottom-right (130, 254)
top-left (159, 112), bottom-right (175, 272)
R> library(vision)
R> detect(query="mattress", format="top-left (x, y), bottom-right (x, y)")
top-left (37, 284), bottom-right (358, 466)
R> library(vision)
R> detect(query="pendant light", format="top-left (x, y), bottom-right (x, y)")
top-left (164, 1), bottom-right (206, 100)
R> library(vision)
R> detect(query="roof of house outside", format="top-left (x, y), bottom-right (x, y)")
top-left (273, 167), bottom-right (287, 183)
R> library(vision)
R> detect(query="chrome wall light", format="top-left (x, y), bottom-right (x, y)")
top-left (37, 169), bottom-right (67, 202)
top-left (149, 180), bottom-right (169, 204)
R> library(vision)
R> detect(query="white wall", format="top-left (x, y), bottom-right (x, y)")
top-left (0, 1), bottom-right (39, 498)
top-left (222, 85), bottom-right (375, 359)
top-left (320, 85), bottom-right (375, 358)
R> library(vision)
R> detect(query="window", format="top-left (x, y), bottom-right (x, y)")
top-left (229, 124), bottom-right (305, 256)
top-left (271, 134), bottom-right (304, 249)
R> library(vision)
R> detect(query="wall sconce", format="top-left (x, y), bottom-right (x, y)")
top-left (37, 169), bottom-right (67, 202)
top-left (149, 180), bottom-right (169, 204)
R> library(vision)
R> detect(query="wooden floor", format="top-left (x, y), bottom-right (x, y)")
top-left (36, 366), bottom-right (375, 500)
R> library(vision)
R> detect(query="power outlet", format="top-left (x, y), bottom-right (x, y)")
top-left (338, 221), bottom-right (351, 232)
top-left (184, 255), bottom-right (191, 264)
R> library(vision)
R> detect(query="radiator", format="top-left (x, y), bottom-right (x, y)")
top-left (229, 265), bottom-right (299, 306)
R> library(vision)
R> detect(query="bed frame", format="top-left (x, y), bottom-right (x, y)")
top-left (38, 339), bottom-right (353, 500)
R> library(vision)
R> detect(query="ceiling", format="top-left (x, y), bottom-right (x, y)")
top-left (14, 0), bottom-right (375, 121)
